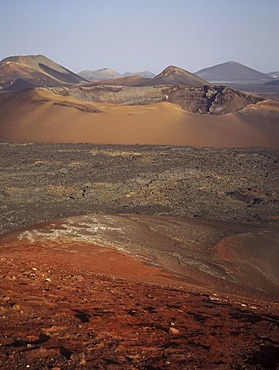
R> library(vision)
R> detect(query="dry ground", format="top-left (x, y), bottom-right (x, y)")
top-left (0, 144), bottom-right (278, 369)
top-left (0, 236), bottom-right (278, 369)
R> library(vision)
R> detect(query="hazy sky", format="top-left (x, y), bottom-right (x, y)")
top-left (1, 0), bottom-right (278, 74)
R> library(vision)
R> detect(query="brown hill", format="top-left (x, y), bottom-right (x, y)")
top-left (0, 87), bottom-right (278, 147)
top-left (147, 65), bottom-right (208, 87)
top-left (0, 54), bottom-right (86, 90)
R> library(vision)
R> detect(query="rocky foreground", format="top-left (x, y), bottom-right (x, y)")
top-left (0, 237), bottom-right (278, 369)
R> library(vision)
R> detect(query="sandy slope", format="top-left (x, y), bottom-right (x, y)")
top-left (0, 88), bottom-right (279, 147)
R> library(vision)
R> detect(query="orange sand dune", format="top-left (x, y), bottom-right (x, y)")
top-left (0, 88), bottom-right (279, 147)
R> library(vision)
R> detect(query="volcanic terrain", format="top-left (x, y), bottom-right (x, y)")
top-left (0, 57), bottom-right (279, 147)
top-left (0, 143), bottom-right (279, 368)
top-left (0, 85), bottom-right (278, 147)
top-left (0, 55), bottom-right (279, 369)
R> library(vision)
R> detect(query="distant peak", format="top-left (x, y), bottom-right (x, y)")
top-left (163, 65), bottom-right (179, 71)
top-left (195, 60), bottom-right (270, 83)
top-left (227, 60), bottom-right (241, 65)
top-left (98, 68), bottom-right (115, 72)
top-left (161, 65), bottom-right (183, 75)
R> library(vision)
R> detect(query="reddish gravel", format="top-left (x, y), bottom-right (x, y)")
top-left (0, 241), bottom-right (278, 369)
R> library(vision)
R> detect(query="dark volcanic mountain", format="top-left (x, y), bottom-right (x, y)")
top-left (0, 54), bottom-right (86, 90)
top-left (195, 61), bottom-right (271, 83)
top-left (147, 65), bottom-right (208, 87)
top-left (78, 68), bottom-right (122, 81)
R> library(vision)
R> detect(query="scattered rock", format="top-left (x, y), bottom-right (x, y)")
top-left (169, 327), bottom-right (180, 335)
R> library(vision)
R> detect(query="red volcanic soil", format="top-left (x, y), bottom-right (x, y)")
top-left (0, 239), bottom-right (279, 369)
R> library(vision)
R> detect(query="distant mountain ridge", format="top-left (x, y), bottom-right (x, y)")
top-left (195, 61), bottom-right (271, 83)
top-left (0, 54), bottom-right (86, 90)
top-left (78, 68), bottom-right (122, 81)
top-left (1, 54), bottom-right (277, 99)
top-left (78, 69), bottom-right (155, 81)
top-left (86, 75), bottom-right (150, 87)
top-left (84, 65), bottom-right (208, 88)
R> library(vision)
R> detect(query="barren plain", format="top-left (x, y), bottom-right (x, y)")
top-left (1, 143), bottom-right (278, 234)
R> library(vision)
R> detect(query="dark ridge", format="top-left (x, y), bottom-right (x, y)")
top-left (39, 63), bottom-right (85, 84)
top-left (4, 78), bottom-right (44, 91)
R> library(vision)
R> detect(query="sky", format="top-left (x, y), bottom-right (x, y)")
top-left (1, 0), bottom-right (278, 74)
